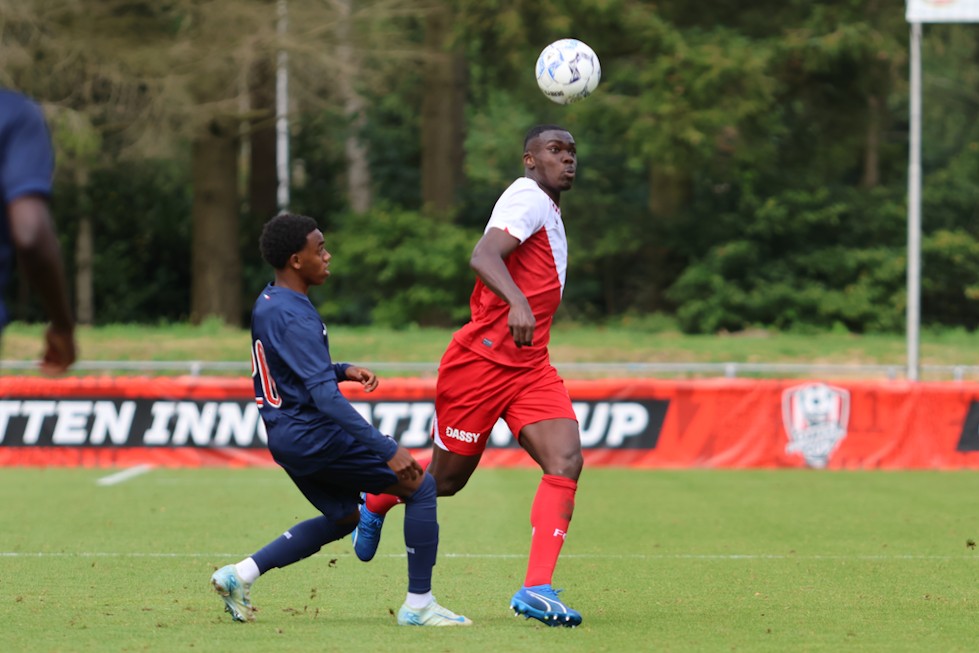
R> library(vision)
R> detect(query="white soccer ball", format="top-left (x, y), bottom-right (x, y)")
top-left (535, 39), bottom-right (602, 105)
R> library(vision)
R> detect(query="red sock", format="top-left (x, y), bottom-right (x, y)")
top-left (364, 455), bottom-right (431, 516)
top-left (524, 474), bottom-right (577, 587)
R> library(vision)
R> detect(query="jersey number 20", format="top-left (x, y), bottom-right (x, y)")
top-left (251, 339), bottom-right (282, 408)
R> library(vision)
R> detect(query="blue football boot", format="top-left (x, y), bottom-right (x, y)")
top-left (510, 584), bottom-right (582, 627)
top-left (351, 501), bottom-right (385, 562)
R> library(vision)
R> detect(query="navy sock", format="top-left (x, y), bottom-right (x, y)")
top-left (251, 515), bottom-right (350, 574)
top-left (403, 473), bottom-right (439, 595)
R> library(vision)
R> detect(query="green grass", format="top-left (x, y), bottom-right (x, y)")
top-left (3, 467), bottom-right (979, 652)
top-left (6, 320), bottom-right (979, 375)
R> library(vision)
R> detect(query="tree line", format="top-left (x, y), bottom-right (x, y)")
top-left (2, 0), bottom-right (977, 333)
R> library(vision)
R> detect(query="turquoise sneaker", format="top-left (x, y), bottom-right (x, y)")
top-left (351, 502), bottom-right (385, 562)
top-left (210, 564), bottom-right (254, 622)
top-left (397, 598), bottom-right (472, 626)
top-left (510, 584), bottom-right (581, 627)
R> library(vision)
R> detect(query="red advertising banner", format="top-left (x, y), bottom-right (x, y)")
top-left (2, 376), bottom-right (979, 469)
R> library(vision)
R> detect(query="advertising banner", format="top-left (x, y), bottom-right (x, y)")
top-left (2, 376), bottom-right (979, 469)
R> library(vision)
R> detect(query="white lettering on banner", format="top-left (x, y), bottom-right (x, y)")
top-left (145, 402), bottom-right (176, 445)
top-left (52, 401), bottom-right (93, 445)
top-left (373, 403), bottom-right (410, 438)
top-left (483, 402), bottom-right (655, 448)
top-left (90, 401), bottom-right (136, 445)
top-left (0, 399), bottom-right (266, 447)
top-left (144, 401), bottom-right (266, 447)
top-left (351, 402), bottom-right (435, 447)
top-left (213, 402), bottom-right (261, 447)
top-left (0, 398), bottom-right (659, 449)
top-left (21, 401), bottom-right (56, 445)
top-left (350, 402), bottom-right (371, 423)
top-left (146, 402), bottom-right (264, 446)
top-left (575, 402), bottom-right (649, 446)
top-left (577, 402), bottom-right (610, 447)
top-left (401, 403), bottom-right (434, 448)
top-left (171, 402), bottom-right (218, 446)
top-left (0, 401), bottom-right (22, 443)
top-left (606, 403), bottom-right (650, 446)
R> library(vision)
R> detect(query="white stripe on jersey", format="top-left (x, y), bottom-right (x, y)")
top-left (485, 177), bottom-right (567, 296)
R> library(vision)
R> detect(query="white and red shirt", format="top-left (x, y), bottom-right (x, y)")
top-left (452, 177), bottom-right (568, 368)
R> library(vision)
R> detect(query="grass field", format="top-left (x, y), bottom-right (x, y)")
top-left (3, 467), bottom-right (978, 652)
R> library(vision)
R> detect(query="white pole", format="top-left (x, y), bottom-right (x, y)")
top-left (276, 0), bottom-right (290, 212)
top-left (907, 22), bottom-right (922, 381)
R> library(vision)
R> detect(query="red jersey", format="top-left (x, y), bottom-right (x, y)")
top-left (452, 177), bottom-right (568, 368)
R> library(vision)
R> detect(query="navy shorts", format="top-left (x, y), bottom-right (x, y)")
top-left (284, 438), bottom-right (399, 523)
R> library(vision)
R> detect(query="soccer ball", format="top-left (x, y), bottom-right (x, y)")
top-left (535, 39), bottom-right (602, 105)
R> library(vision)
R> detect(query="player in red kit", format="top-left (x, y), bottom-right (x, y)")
top-left (354, 125), bottom-right (583, 627)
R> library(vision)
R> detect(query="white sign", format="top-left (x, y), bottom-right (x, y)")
top-left (907, 0), bottom-right (979, 22)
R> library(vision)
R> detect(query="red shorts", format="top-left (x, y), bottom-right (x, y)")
top-left (432, 340), bottom-right (577, 456)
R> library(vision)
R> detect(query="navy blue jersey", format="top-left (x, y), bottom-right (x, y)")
top-left (0, 89), bottom-right (55, 327)
top-left (250, 283), bottom-right (397, 475)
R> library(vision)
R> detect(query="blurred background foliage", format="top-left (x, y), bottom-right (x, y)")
top-left (1, 0), bottom-right (977, 333)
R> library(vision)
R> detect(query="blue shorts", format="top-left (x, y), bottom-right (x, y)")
top-left (283, 438), bottom-right (398, 523)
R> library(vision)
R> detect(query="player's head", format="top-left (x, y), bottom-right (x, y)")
top-left (523, 124), bottom-right (567, 151)
top-left (523, 124), bottom-right (576, 200)
top-left (260, 213), bottom-right (319, 269)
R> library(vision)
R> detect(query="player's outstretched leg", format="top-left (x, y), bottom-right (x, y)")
top-left (510, 585), bottom-right (582, 627)
top-left (210, 565), bottom-right (255, 623)
top-left (211, 515), bottom-right (346, 623)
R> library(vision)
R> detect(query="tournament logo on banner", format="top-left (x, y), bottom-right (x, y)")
top-left (781, 383), bottom-right (850, 468)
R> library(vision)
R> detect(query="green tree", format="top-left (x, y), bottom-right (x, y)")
top-left (6, 0), bottom-right (979, 334)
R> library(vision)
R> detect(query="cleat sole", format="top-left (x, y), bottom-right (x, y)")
top-left (511, 602), bottom-right (581, 627)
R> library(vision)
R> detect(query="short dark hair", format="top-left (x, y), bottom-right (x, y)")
top-left (259, 213), bottom-right (318, 269)
top-left (524, 124), bottom-right (569, 150)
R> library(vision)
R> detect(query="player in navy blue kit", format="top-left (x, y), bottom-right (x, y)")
top-left (0, 89), bottom-right (75, 372)
top-left (210, 213), bottom-right (470, 627)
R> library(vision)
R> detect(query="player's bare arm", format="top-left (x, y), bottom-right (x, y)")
top-left (470, 228), bottom-right (536, 347)
top-left (344, 365), bottom-right (378, 393)
top-left (41, 326), bottom-right (76, 376)
top-left (7, 195), bottom-right (76, 374)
